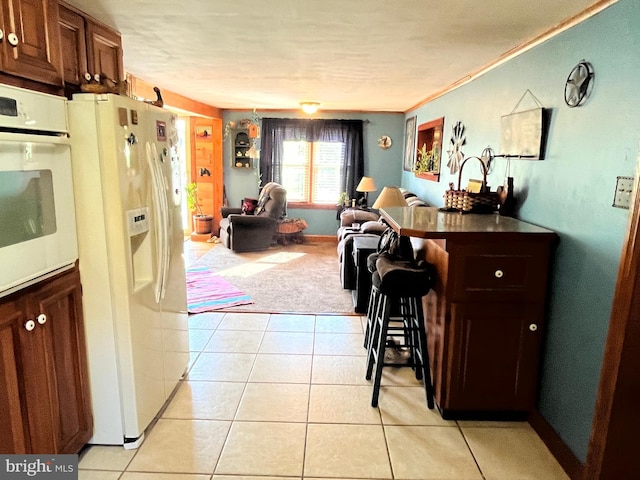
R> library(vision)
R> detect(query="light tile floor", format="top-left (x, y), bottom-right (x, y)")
top-left (79, 311), bottom-right (570, 480)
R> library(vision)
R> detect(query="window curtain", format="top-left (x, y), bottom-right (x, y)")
top-left (260, 118), bottom-right (364, 198)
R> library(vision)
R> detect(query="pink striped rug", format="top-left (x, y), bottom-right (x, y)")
top-left (186, 267), bottom-right (254, 312)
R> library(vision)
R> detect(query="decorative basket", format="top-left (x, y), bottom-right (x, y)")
top-left (443, 156), bottom-right (500, 213)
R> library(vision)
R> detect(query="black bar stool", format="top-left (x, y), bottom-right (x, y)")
top-left (364, 256), bottom-right (435, 409)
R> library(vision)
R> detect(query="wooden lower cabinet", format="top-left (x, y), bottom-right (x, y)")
top-left (445, 302), bottom-right (543, 412)
top-left (421, 236), bottom-right (554, 419)
top-left (0, 299), bottom-right (28, 453)
top-left (0, 266), bottom-right (92, 454)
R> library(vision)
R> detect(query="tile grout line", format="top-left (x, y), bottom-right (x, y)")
top-left (210, 312), bottom-right (264, 477)
top-left (456, 421), bottom-right (488, 480)
top-left (300, 314), bottom-right (316, 479)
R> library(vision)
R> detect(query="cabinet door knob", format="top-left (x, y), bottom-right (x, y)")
top-left (84, 72), bottom-right (92, 82)
top-left (494, 269), bottom-right (504, 278)
top-left (25, 320), bottom-right (35, 332)
top-left (37, 314), bottom-right (47, 325)
top-left (7, 32), bottom-right (18, 46)
top-left (529, 324), bottom-right (538, 332)
top-left (0, 29), bottom-right (4, 41)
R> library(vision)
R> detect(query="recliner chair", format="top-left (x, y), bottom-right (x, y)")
top-left (219, 182), bottom-right (287, 252)
top-left (336, 209), bottom-right (387, 289)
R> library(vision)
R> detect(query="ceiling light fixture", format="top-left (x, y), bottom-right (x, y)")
top-left (300, 102), bottom-right (320, 115)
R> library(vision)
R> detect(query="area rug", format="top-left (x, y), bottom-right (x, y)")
top-left (187, 241), bottom-right (354, 314)
top-left (186, 267), bottom-right (253, 312)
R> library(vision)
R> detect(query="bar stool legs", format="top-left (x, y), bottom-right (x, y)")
top-left (365, 284), bottom-right (434, 409)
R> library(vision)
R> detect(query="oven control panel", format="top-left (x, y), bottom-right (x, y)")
top-left (0, 83), bottom-right (67, 133)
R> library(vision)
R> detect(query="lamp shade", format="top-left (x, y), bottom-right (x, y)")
top-left (356, 176), bottom-right (377, 193)
top-left (372, 186), bottom-right (408, 209)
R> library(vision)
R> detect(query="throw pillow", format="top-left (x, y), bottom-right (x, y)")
top-left (361, 221), bottom-right (387, 234)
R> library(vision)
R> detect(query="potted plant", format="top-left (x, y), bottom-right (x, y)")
top-left (186, 182), bottom-right (213, 234)
top-left (414, 143), bottom-right (440, 180)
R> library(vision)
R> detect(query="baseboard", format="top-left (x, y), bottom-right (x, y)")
top-left (528, 409), bottom-right (584, 479)
top-left (305, 234), bottom-right (337, 243)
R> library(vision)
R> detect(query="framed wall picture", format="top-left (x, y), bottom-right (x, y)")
top-left (403, 116), bottom-right (417, 171)
top-left (196, 126), bottom-right (212, 138)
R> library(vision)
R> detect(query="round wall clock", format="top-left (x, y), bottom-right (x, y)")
top-left (378, 135), bottom-right (392, 149)
top-left (564, 61), bottom-right (594, 108)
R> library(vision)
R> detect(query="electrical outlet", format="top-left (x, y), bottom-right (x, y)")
top-left (613, 176), bottom-right (634, 209)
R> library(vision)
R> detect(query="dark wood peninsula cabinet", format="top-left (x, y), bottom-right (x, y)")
top-left (58, 1), bottom-right (123, 95)
top-left (380, 207), bottom-right (557, 419)
top-left (0, 266), bottom-right (92, 454)
top-left (0, 0), bottom-right (64, 90)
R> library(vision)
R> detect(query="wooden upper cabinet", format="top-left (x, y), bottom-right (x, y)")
top-left (58, 2), bottom-right (87, 86)
top-left (86, 20), bottom-right (123, 83)
top-left (0, 0), bottom-right (64, 87)
top-left (58, 1), bottom-right (123, 93)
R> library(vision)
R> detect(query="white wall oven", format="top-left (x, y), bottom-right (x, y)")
top-left (0, 84), bottom-right (78, 298)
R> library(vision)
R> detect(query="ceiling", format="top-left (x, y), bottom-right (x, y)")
top-left (64, 0), bottom-right (602, 113)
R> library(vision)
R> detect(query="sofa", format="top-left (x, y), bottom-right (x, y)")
top-left (219, 182), bottom-right (287, 252)
top-left (337, 188), bottom-right (428, 291)
top-left (336, 208), bottom-right (389, 290)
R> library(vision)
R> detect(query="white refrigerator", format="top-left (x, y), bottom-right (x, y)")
top-left (67, 93), bottom-right (189, 447)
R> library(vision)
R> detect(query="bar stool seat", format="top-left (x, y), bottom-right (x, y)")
top-left (365, 255), bottom-right (435, 409)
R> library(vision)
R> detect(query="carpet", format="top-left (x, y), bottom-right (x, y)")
top-left (186, 267), bottom-right (253, 312)
top-left (188, 241), bottom-right (354, 314)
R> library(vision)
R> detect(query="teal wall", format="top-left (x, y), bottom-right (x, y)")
top-left (219, 0), bottom-right (638, 462)
top-left (222, 110), bottom-right (405, 234)
top-left (402, 0), bottom-right (638, 463)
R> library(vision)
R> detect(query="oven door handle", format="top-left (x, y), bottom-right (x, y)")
top-left (0, 131), bottom-right (70, 145)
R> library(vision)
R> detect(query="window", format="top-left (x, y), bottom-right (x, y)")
top-left (259, 118), bottom-right (364, 203)
top-left (281, 140), bottom-right (345, 204)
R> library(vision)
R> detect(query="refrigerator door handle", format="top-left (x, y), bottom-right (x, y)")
top-left (146, 142), bottom-right (166, 304)
top-left (151, 142), bottom-right (171, 301)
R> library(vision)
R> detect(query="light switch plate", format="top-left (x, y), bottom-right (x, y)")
top-left (613, 176), bottom-right (634, 209)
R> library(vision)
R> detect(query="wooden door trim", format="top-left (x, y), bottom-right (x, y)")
top-left (584, 166), bottom-right (640, 478)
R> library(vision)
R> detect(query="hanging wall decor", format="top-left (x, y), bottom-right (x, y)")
top-left (403, 116), bottom-right (417, 171)
top-left (564, 60), bottom-right (594, 108)
top-left (446, 121), bottom-right (466, 175)
top-left (500, 90), bottom-right (550, 160)
top-left (378, 135), bottom-right (392, 149)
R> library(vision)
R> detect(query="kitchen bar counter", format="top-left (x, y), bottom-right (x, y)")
top-left (380, 207), bottom-right (557, 419)
top-left (379, 206), bottom-right (555, 239)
